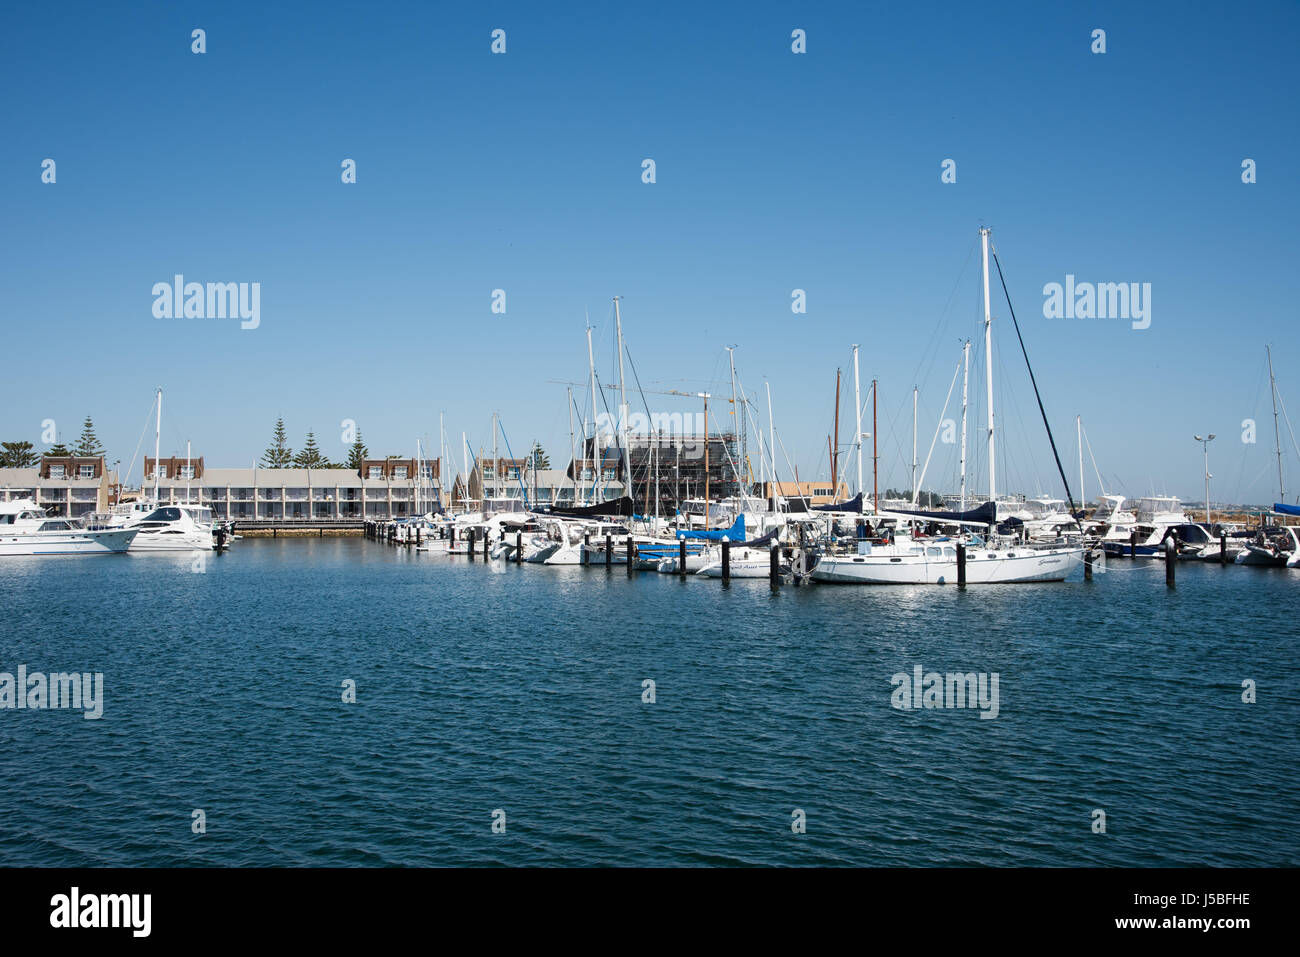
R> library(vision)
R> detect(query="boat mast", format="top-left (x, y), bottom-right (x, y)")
top-left (960, 340), bottom-right (970, 511)
top-left (832, 368), bottom-right (841, 499)
top-left (492, 411), bottom-right (498, 502)
top-left (185, 439), bottom-right (191, 505)
top-left (872, 378), bottom-right (879, 513)
top-left (439, 412), bottom-right (446, 508)
top-left (853, 345), bottom-right (863, 498)
top-left (461, 431), bottom-right (469, 511)
top-left (759, 382), bottom-right (769, 514)
top-left (1077, 415), bottom-right (1084, 518)
top-left (912, 386), bottom-right (918, 502)
top-left (587, 324), bottom-right (599, 503)
top-left (703, 393), bottom-right (710, 530)
top-left (981, 226), bottom-right (996, 506)
top-left (152, 390), bottom-right (161, 509)
top-left (567, 386), bottom-right (576, 509)
top-left (1263, 345), bottom-right (1284, 501)
top-left (727, 346), bottom-right (741, 504)
top-left (614, 297), bottom-right (630, 507)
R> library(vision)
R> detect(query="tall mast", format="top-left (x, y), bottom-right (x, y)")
top-left (872, 378), bottom-right (878, 513)
top-left (960, 340), bottom-right (970, 511)
top-left (439, 412), bottom-right (446, 505)
top-left (766, 381), bottom-right (777, 512)
top-left (461, 431), bottom-right (469, 510)
top-left (152, 390), bottom-right (161, 509)
top-left (911, 386), bottom-right (918, 501)
top-left (1077, 415), bottom-right (1084, 517)
top-left (614, 297), bottom-right (630, 503)
top-left (185, 439), bottom-right (191, 505)
top-left (587, 324), bottom-right (600, 503)
top-left (981, 226), bottom-right (996, 505)
top-left (567, 386), bottom-right (576, 508)
top-left (492, 411), bottom-right (498, 501)
top-left (1268, 345), bottom-right (1285, 501)
top-left (703, 394), bottom-right (710, 530)
top-left (727, 346), bottom-right (740, 499)
top-left (832, 368), bottom-right (841, 499)
top-left (853, 345), bottom-right (863, 497)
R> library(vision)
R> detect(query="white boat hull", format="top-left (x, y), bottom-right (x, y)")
top-left (0, 528), bottom-right (138, 556)
top-left (813, 545), bottom-right (1084, 584)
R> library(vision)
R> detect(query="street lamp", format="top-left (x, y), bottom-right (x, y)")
top-left (1194, 434), bottom-right (1216, 524)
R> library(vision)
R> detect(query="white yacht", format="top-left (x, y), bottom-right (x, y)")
top-left (117, 504), bottom-right (217, 552)
top-left (813, 534), bottom-right (1083, 584)
top-left (0, 500), bottom-right (138, 555)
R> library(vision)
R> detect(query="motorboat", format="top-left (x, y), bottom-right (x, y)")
top-left (0, 500), bottom-right (138, 555)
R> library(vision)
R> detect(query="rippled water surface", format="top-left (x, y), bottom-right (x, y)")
top-left (2, 538), bottom-right (1296, 866)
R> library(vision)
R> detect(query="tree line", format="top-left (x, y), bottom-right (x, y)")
top-left (0, 416), bottom-right (104, 468)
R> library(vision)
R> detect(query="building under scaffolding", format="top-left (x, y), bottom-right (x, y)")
top-left (567, 432), bottom-right (743, 514)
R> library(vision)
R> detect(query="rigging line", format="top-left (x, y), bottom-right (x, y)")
top-left (123, 395), bottom-right (158, 491)
top-left (494, 420), bottom-right (531, 506)
top-left (990, 245), bottom-right (1079, 520)
top-left (1080, 422), bottom-right (1107, 498)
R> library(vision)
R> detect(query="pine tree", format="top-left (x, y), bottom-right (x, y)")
top-left (345, 430), bottom-right (369, 471)
top-left (528, 441), bottom-right (550, 470)
top-left (73, 415), bottom-right (105, 457)
top-left (293, 431), bottom-right (328, 467)
top-left (0, 441), bottom-right (39, 468)
top-left (261, 417), bottom-right (294, 467)
top-left (46, 442), bottom-right (71, 457)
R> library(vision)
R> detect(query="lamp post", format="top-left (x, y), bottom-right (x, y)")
top-left (1194, 434), bottom-right (1216, 525)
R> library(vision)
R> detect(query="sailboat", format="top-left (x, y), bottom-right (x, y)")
top-left (813, 228), bottom-right (1085, 585)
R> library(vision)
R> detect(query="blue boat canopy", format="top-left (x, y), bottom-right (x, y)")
top-left (676, 515), bottom-right (745, 541)
top-left (1273, 503), bottom-right (1300, 517)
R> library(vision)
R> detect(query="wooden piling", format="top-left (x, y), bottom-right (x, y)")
top-left (1165, 536), bottom-right (1176, 587)
top-left (721, 539), bottom-right (731, 582)
top-left (605, 534), bottom-right (612, 569)
top-left (770, 542), bottom-right (780, 589)
top-left (956, 541), bottom-right (967, 586)
top-left (1220, 531), bottom-right (1227, 564)
top-left (468, 529), bottom-right (476, 559)
top-left (679, 539), bottom-right (687, 580)
top-left (1084, 548), bottom-right (1093, 580)
top-left (626, 537), bottom-right (634, 576)
top-left (516, 531), bottom-right (522, 563)
top-left (1130, 529), bottom-right (1138, 559)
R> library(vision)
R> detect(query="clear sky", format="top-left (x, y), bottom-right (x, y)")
top-left (2, 1), bottom-right (1297, 506)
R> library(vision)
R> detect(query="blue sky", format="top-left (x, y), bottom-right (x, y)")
top-left (2, 1), bottom-right (1297, 506)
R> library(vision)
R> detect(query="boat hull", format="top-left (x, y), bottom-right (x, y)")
top-left (813, 546), bottom-right (1084, 584)
top-left (0, 528), bottom-right (138, 556)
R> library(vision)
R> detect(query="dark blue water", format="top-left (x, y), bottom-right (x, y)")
top-left (2, 539), bottom-right (1296, 866)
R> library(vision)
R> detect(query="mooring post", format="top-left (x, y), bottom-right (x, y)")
top-left (626, 537), bottom-right (634, 577)
top-left (770, 541), bottom-right (780, 589)
top-left (721, 538), bottom-right (731, 583)
top-left (1130, 529), bottom-right (1138, 560)
top-left (679, 538), bottom-right (687, 579)
top-left (1084, 548), bottom-right (1093, 580)
top-left (583, 532), bottom-right (590, 566)
top-left (468, 529), bottom-right (475, 559)
top-left (516, 531), bottom-right (522, 563)
top-left (957, 541), bottom-right (967, 586)
top-left (1165, 536), bottom-right (1176, 587)
top-left (484, 530), bottom-right (490, 562)
top-left (605, 533), bottom-right (612, 569)
top-left (1220, 531), bottom-right (1227, 564)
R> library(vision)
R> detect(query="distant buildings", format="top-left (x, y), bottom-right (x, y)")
top-left (0, 456), bottom-right (115, 518)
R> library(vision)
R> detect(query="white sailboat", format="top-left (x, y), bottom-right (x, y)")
top-left (813, 227), bottom-right (1085, 585)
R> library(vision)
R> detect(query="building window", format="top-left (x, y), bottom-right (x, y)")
top-left (393, 466), bottom-right (407, 479)
top-left (814, 488), bottom-right (832, 497)
top-left (178, 466), bottom-right (195, 480)
top-left (50, 465), bottom-right (66, 479)
top-left (368, 466), bottom-right (383, 479)
top-left (79, 465), bottom-right (95, 478)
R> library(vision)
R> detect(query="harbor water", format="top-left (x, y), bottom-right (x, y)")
top-left (2, 539), bottom-right (1296, 866)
